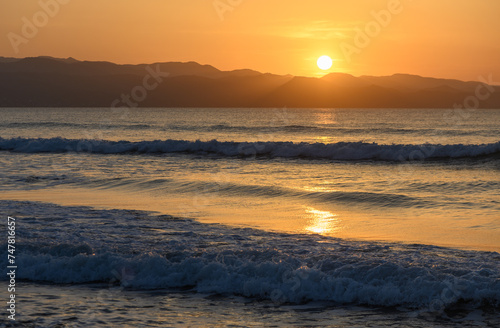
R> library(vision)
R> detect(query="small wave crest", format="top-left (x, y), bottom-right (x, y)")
top-left (166, 123), bottom-right (492, 136)
top-left (81, 178), bottom-right (427, 207)
top-left (0, 122), bottom-right (152, 130)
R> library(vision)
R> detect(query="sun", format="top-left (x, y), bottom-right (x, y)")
top-left (317, 55), bottom-right (333, 70)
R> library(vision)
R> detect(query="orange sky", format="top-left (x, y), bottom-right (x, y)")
top-left (1, 0), bottom-right (499, 81)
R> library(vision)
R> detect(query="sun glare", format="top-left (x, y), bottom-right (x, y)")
top-left (317, 55), bottom-right (333, 70)
top-left (304, 207), bottom-right (341, 234)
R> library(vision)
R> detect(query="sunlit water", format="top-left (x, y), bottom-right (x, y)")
top-left (0, 108), bottom-right (499, 327)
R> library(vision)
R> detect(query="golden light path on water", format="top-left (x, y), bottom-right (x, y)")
top-left (304, 207), bottom-right (342, 235)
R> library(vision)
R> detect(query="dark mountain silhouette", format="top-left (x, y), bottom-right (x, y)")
top-left (0, 56), bottom-right (498, 108)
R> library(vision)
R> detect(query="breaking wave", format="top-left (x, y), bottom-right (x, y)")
top-left (1, 137), bottom-right (499, 162)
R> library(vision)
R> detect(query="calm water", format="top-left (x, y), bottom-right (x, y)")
top-left (0, 107), bottom-right (499, 327)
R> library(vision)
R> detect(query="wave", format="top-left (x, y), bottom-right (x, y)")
top-left (1, 200), bottom-right (498, 310)
top-left (166, 123), bottom-right (494, 136)
top-left (1, 137), bottom-right (499, 162)
top-left (76, 178), bottom-right (427, 208)
top-left (405, 180), bottom-right (500, 194)
top-left (0, 122), bottom-right (152, 130)
top-left (1, 172), bottom-right (428, 208)
top-left (10, 247), bottom-right (499, 309)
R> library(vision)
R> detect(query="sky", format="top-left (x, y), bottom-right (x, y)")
top-left (1, 0), bottom-right (499, 81)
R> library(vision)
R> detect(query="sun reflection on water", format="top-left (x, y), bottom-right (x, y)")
top-left (313, 136), bottom-right (336, 143)
top-left (304, 207), bottom-right (342, 234)
top-left (313, 110), bottom-right (337, 125)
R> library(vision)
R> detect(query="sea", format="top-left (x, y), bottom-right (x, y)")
top-left (0, 107), bottom-right (499, 327)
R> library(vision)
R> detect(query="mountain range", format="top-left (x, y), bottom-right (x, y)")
top-left (0, 56), bottom-right (499, 108)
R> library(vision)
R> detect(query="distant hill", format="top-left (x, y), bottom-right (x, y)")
top-left (0, 56), bottom-right (498, 108)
